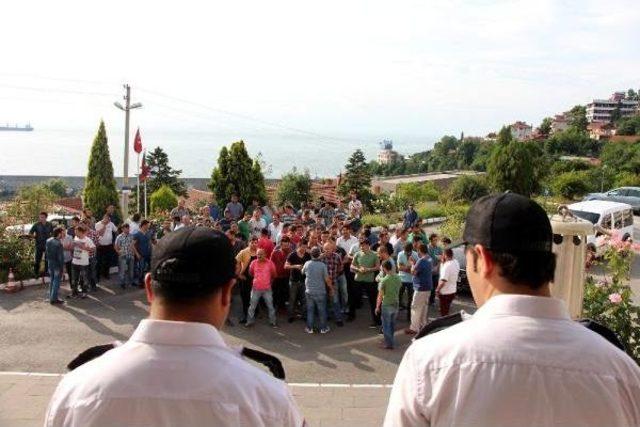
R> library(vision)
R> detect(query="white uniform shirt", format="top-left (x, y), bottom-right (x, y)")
top-left (71, 236), bottom-right (95, 266)
top-left (269, 222), bottom-right (283, 243)
top-left (385, 294), bottom-right (640, 427)
top-left (438, 259), bottom-right (459, 295)
top-left (95, 221), bottom-right (117, 246)
top-left (250, 218), bottom-right (267, 238)
top-left (336, 235), bottom-right (359, 254)
top-left (45, 319), bottom-right (304, 427)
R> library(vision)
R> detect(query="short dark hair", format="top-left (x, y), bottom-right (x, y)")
top-left (404, 242), bottom-right (414, 252)
top-left (429, 233), bottom-right (438, 242)
top-left (299, 238), bottom-right (309, 246)
top-left (280, 235), bottom-right (291, 243)
top-left (53, 226), bottom-right (64, 238)
top-left (141, 219), bottom-right (150, 227)
top-left (382, 259), bottom-right (394, 271)
top-left (468, 248), bottom-right (556, 290)
top-left (122, 223), bottom-right (130, 229)
top-left (418, 243), bottom-right (428, 254)
top-left (261, 228), bottom-right (269, 236)
top-left (40, 211), bottom-right (48, 217)
top-left (133, 213), bottom-right (141, 222)
top-left (72, 216), bottom-right (80, 222)
top-left (444, 248), bottom-right (453, 259)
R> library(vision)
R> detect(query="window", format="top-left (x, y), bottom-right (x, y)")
top-left (614, 211), bottom-right (623, 229)
top-left (623, 209), bottom-right (634, 227)
top-left (627, 189), bottom-right (640, 198)
top-left (571, 210), bottom-right (600, 224)
top-left (601, 213), bottom-right (612, 229)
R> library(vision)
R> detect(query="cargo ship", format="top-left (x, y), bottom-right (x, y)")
top-left (0, 123), bottom-right (33, 131)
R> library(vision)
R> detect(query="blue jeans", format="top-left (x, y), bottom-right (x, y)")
top-left (381, 305), bottom-right (398, 348)
top-left (247, 289), bottom-right (276, 324)
top-left (330, 288), bottom-right (343, 322)
top-left (48, 267), bottom-right (62, 302)
top-left (336, 274), bottom-right (348, 308)
top-left (118, 255), bottom-right (135, 286)
top-left (306, 293), bottom-right (328, 330)
top-left (136, 257), bottom-right (150, 285)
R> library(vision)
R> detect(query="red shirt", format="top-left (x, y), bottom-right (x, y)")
top-left (257, 236), bottom-right (275, 258)
top-left (270, 247), bottom-right (291, 278)
top-left (249, 259), bottom-right (277, 290)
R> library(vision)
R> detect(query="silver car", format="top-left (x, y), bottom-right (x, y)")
top-left (583, 187), bottom-right (640, 214)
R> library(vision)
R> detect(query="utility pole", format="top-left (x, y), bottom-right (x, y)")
top-left (114, 85), bottom-right (142, 218)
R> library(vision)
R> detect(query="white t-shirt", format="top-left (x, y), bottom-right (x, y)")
top-left (336, 235), bottom-right (359, 254)
top-left (95, 221), bottom-right (117, 246)
top-left (249, 218), bottom-right (267, 238)
top-left (72, 236), bottom-right (95, 266)
top-left (128, 220), bottom-right (140, 235)
top-left (439, 259), bottom-right (460, 295)
top-left (268, 222), bottom-right (283, 243)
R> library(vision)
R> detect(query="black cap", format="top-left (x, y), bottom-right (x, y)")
top-left (151, 226), bottom-right (236, 298)
top-left (463, 193), bottom-right (552, 253)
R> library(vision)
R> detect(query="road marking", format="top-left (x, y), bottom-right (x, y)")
top-left (0, 371), bottom-right (393, 387)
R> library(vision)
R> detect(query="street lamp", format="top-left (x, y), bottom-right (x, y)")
top-left (114, 85), bottom-right (142, 216)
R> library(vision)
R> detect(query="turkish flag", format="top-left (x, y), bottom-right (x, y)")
top-left (140, 151), bottom-right (151, 182)
top-left (133, 128), bottom-right (143, 154)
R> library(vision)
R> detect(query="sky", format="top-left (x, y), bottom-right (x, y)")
top-left (0, 0), bottom-right (639, 142)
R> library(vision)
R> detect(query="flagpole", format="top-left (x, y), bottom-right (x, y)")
top-left (136, 152), bottom-right (140, 214)
top-left (144, 177), bottom-right (148, 218)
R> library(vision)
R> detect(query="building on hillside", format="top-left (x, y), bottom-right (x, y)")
top-left (551, 113), bottom-right (570, 134)
top-left (371, 171), bottom-right (484, 194)
top-left (510, 121), bottom-right (533, 140)
top-left (587, 122), bottom-right (616, 140)
top-left (586, 92), bottom-right (639, 123)
top-left (377, 140), bottom-right (401, 165)
top-left (267, 177), bottom-right (341, 206)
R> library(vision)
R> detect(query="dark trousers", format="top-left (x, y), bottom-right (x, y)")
top-left (429, 274), bottom-right (439, 305)
top-left (71, 264), bottom-right (88, 294)
top-left (64, 261), bottom-right (73, 284)
top-left (272, 277), bottom-right (289, 310)
top-left (240, 278), bottom-right (253, 321)
top-left (347, 279), bottom-right (361, 319)
top-left (34, 246), bottom-right (47, 277)
top-left (439, 292), bottom-right (456, 316)
top-left (400, 282), bottom-right (414, 322)
top-left (360, 281), bottom-right (381, 325)
top-left (97, 244), bottom-right (114, 279)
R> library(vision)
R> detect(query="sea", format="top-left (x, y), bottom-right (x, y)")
top-left (0, 127), bottom-right (437, 178)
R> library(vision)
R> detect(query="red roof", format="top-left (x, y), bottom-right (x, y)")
top-left (54, 197), bottom-right (83, 214)
top-left (182, 188), bottom-right (213, 211)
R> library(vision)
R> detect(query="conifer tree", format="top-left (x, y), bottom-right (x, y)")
top-left (338, 149), bottom-right (372, 207)
top-left (83, 120), bottom-right (120, 219)
top-left (209, 140), bottom-right (267, 207)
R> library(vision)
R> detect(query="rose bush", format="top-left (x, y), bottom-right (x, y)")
top-left (583, 233), bottom-right (640, 364)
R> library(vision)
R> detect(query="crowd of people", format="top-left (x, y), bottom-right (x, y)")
top-left (35, 192), bottom-right (460, 348)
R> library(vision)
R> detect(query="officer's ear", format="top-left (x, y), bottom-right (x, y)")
top-left (144, 273), bottom-right (154, 304)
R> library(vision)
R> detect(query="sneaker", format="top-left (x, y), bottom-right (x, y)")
top-left (369, 323), bottom-right (379, 329)
top-left (244, 321), bottom-right (254, 328)
top-left (67, 293), bottom-right (78, 299)
top-left (304, 327), bottom-right (314, 334)
top-left (336, 321), bottom-right (344, 327)
top-left (50, 299), bottom-right (65, 305)
top-left (320, 327), bottom-right (331, 334)
top-left (239, 318), bottom-right (247, 324)
top-left (270, 322), bottom-right (278, 328)
top-left (79, 292), bottom-right (88, 299)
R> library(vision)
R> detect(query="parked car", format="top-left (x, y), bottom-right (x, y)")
top-left (583, 187), bottom-right (640, 214)
top-left (4, 214), bottom-right (73, 236)
top-left (568, 200), bottom-right (634, 246)
top-left (450, 243), bottom-right (471, 295)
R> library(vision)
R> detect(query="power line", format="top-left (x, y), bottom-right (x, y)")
top-left (0, 83), bottom-right (117, 97)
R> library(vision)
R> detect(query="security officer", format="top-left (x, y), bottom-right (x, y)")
top-left (384, 193), bottom-right (640, 427)
top-left (45, 226), bottom-right (304, 427)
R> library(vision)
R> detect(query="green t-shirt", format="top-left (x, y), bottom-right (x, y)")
top-left (353, 250), bottom-right (379, 282)
top-left (379, 273), bottom-right (402, 307)
top-left (238, 220), bottom-right (250, 241)
top-left (408, 231), bottom-right (427, 245)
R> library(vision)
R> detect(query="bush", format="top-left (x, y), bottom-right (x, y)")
top-left (396, 182), bottom-right (439, 203)
top-left (614, 172), bottom-right (640, 188)
top-left (416, 202), bottom-right (446, 219)
top-left (371, 193), bottom-right (406, 214)
top-left (583, 234), bottom-right (640, 364)
top-left (0, 226), bottom-right (34, 282)
top-left (276, 168), bottom-right (312, 209)
top-left (361, 213), bottom-right (394, 227)
top-left (150, 185), bottom-right (178, 213)
top-left (550, 171), bottom-right (591, 200)
top-left (446, 175), bottom-right (489, 203)
top-left (439, 203), bottom-right (469, 241)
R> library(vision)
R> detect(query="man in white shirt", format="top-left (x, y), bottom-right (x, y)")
top-left (436, 248), bottom-right (459, 316)
top-left (348, 192), bottom-right (363, 219)
top-left (336, 225), bottom-right (359, 254)
top-left (94, 214), bottom-right (117, 281)
top-left (268, 213), bottom-right (284, 243)
top-left (70, 225), bottom-right (95, 299)
top-left (385, 193), bottom-right (640, 427)
top-left (250, 208), bottom-right (267, 239)
top-left (45, 227), bottom-right (304, 427)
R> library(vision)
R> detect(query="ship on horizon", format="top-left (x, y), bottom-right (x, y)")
top-left (0, 123), bottom-right (33, 132)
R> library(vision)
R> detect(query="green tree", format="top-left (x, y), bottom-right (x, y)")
top-left (396, 182), bottom-right (439, 204)
top-left (42, 179), bottom-right (68, 198)
top-left (544, 128), bottom-right (600, 157)
top-left (539, 117), bottom-right (553, 138)
top-left (550, 171), bottom-right (591, 199)
top-left (275, 168), bottom-right (312, 208)
top-left (428, 135), bottom-right (459, 170)
top-left (627, 89), bottom-right (639, 101)
top-left (566, 105), bottom-right (588, 132)
top-left (150, 185), bottom-right (178, 213)
top-left (83, 121), bottom-right (120, 219)
top-left (600, 141), bottom-right (640, 174)
top-left (447, 175), bottom-right (490, 202)
top-left (487, 128), bottom-right (540, 197)
top-left (615, 116), bottom-right (640, 136)
top-left (610, 102), bottom-right (622, 124)
top-left (209, 140), bottom-right (267, 207)
top-left (338, 149), bottom-right (373, 207)
top-left (146, 147), bottom-right (187, 196)
top-left (614, 172), bottom-right (640, 187)
top-left (7, 184), bottom-right (56, 222)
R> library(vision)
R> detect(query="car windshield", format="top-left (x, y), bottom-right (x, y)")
top-left (571, 210), bottom-right (600, 224)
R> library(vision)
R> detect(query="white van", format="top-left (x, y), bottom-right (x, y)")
top-left (568, 200), bottom-right (634, 244)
